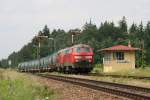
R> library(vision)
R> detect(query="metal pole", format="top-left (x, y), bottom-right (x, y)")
top-left (38, 38), bottom-right (41, 73)
top-left (38, 40), bottom-right (41, 59)
top-left (72, 34), bottom-right (74, 45)
top-left (70, 29), bottom-right (81, 46)
top-left (48, 38), bottom-right (55, 52)
top-left (35, 35), bottom-right (48, 73)
top-left (8, 60), bottom-right (12, 69)
top-left (53, 39), bottom-right (55, 52)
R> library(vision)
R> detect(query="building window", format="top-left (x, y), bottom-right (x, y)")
top-left (104, 53), bottom-right (111, 61)
top-left (116, 52), bottom-right (124, 60)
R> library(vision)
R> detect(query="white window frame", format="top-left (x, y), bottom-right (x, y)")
top-left (116, 52), bottom-right (124, 60)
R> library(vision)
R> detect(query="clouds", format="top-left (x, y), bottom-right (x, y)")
top-left (0, 0), bottom-right (150, 59)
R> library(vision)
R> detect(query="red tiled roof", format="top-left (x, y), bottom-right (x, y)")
top-left (100, 45), bottom-right (140, 51)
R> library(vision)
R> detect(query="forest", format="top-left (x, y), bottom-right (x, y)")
top-left (0, 17), bottom-right (150, 68)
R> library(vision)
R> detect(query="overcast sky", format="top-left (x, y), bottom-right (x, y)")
top-left (0, 0), bottom-right (150, 59)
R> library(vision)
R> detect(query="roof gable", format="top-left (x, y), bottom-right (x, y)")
top-left (100, 45), bottom-right (140, 51)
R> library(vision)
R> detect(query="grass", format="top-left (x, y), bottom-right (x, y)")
top-left (91, 64), bottom-right (103, 73)
top-left (45, 64), bottom-right (150, 77)
top-left (91, 64), bottom-right (150, 77)
top-left (107, 67), bottom-right (150, 77)
top-left (0, 69), bottom-right (56, 100)
top-left (39, 66), bottom-right (150, 88)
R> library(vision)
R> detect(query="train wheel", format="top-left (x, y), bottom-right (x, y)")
top-left (68, 66), bottom-right (72, 74)
top-left (74, 68), bottom-right (78, 74)
top-left (57, 67), bottom-right (60, 72)
top-left (70, 67), bottom-right (74, 74)
top-left (66, 66), bottom-right (70, 73)
top-left (64, 66), bottom-right (67, 73)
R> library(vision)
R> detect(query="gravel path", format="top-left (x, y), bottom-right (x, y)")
top-left (33, 76), bottom-right (131, 100)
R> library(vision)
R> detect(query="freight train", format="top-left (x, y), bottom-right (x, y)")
top-left (18, 44), bottom-right (94, 73)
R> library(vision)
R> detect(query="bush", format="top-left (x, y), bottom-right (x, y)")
top-left (0, 70), bottom-right (55, 100)
top-left (91, 64), bottom-right (103, 73)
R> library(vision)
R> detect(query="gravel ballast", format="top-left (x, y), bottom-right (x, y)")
top-left (34, 75), bottom-right (131, 100)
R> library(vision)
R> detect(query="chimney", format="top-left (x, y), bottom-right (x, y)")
top-left (128, 40), bottom-right (131, 47)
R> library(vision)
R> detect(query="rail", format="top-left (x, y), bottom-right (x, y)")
top-left (37, 74), bottom-right (150, 100)
top-left (86, 73), bottom-right (150, 80)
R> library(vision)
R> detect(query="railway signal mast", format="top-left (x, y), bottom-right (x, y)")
top-left (35, 35), bottom-right (48, 72)
top-left (69, 29), bottom-right (81, 45)
top-left (48, 37), bottom-right (55, 52)
top-left (35, 35), bottom-right (55, 72)
top-left (8, 60), bottom-right (12, 68)
top-left (35, 35), bottom-right (48, 59)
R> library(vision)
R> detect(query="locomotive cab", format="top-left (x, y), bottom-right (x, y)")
top-left (71, 44), bottom-right (94, 73)
top-left (73, 46), bottom-right (94, 63)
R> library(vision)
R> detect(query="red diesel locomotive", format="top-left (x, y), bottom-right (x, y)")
top-left (18, 44), bottom-right (94, 73)
top-left (56, 44), bottom-right (94, 73)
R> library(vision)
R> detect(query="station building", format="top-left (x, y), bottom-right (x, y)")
top-left (100, 45), bottom-right (140, 72)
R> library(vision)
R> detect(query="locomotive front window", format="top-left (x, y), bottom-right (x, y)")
top-left (84, 47), bottom-right (91, 52)
top-left (75, 47), bottom-right (91, 53)
top-left (76, 48), bottom-right (81, 53)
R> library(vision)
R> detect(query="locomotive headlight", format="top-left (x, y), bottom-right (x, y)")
top-left (89, 59), bottom-right (92, 62)
top-left (85, 56), bottom-right (92, 59)
top-left (74, 56), bottom-right (82, 59)
top-left (75, 59), bottom-right (79, 62)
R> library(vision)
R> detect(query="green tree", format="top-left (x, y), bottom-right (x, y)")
top-left (2, 18), bottom-right (150, 68)
top-left (129, 23), bottom-right (138, 33)
top-left (42, 25), bottom-right (50, 37)
top-left (144, 21), bottom-right (150, 64)
top-left (119, 16), bottom-right (128, 33)
top-left (138, 22), bottom-right (144, 37)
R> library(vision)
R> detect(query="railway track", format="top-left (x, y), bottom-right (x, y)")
top-left (81, 73), bottom-right (150, 80)
top-left (38, 74), bottom-right (150, 100)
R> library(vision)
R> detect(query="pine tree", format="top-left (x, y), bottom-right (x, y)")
top-left (129, 23), bottom-right (137, 33)
top-left (3, 18), bottom-right (150, 67)
top-left (137, 22), bottom-right (144, 39)
top-left (119, 16), bottom-right (128, 33)
top-left (43, 25), bottom-right (50, 37)
top-left (38, 30), bottom-right (43, 36)
top-left (144, 21), bottom-right (150, 64)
